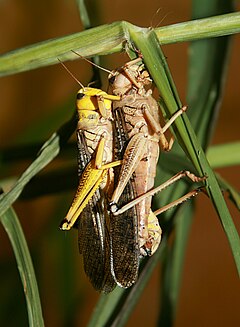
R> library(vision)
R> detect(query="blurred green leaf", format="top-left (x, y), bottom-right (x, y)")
top-left (159, 204), bottom-right (194, 325)
top-left (76, 0), bottom-right (91, 29)
top-left (207, 142), bottom-right (240, 168)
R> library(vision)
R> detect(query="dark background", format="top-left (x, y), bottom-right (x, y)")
top-left (0, 1), bottom-right (240, 326)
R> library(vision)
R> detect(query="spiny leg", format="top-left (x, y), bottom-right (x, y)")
top-left (60, 164), bottom-right (108, 230)
top-left (110, 132), bottom-right (148, 205)
top-left (140, 186), bottom-right (204, 256)
top-left (61, 137), bottom-right (119, 230)
top-left (143, 105), bottom-right (187, 151)
top-left (111, 170), bottom-right (206, 215)
top-left (154, 187), bottom-right (204, 216)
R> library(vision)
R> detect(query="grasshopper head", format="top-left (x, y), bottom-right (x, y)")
top-left (76, 87), bottom-right (112, 111)
top-left (76, 87), bottom-right (100, 111)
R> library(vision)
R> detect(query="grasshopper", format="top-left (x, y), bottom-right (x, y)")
top-left (59, 57), bottom-right (205, 291)
top-left (60, 86), bottom-right (120, 231)
top-left (107, 57), bottom-right (206, 256)
top-left (59, 61), bottom-right (141, 291)
top-left (62, 86), bottom-right (120, 293)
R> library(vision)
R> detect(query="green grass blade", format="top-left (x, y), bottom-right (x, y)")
top-left (155, 11), bottom-right (240, 44)
top-left (129, 27), bottom-right (240, 276)
top-left (0, 207), bottom-right (44, 326)
top-left (0, 115), bottom-right (75, 216)
top-left (87, 288), bottom-right (125, 327)
top-left (0, 133), bottom-right (60, 216)
top-left (0, 22), bottom-right (124, 76)
top-left (0, 13), bottom-right (240, 76)
top-left (158, 3), bottom-right (238, 324)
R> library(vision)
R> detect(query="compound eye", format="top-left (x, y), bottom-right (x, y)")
top-left (108, 76), bottom-right (115, 85)
top-left (77, 92), bottom-right (84, 100)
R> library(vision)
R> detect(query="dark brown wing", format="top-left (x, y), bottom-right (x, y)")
top-left (77, 130), bottom-right (116, 292)
top-left (110, 107), bottom-right (140, 288)
top-left (78, 193), bottom-right (115, 293)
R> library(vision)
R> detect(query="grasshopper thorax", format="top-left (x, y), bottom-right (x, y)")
top-left (108, 62), bottom-right (152, 97)
top-left (108, 72), bottom-right (134, 96)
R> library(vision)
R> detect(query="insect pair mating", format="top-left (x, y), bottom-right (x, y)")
top-left (59, 55), bottom-right (206, 292)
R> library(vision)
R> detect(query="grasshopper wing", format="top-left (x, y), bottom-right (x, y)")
top-left (78, 193), bottom-right (116, 293)
top-left (110, 185), bottom-right (139, 288)
top-left (77, 131), bottom-right (116, 293)
top-left (110, 108), bottom-right (140, 288)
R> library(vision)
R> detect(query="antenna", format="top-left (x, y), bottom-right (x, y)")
top-left (71, 50), bottom-right (112, 75)
top-left (57, 58), bottom-right (85, 89)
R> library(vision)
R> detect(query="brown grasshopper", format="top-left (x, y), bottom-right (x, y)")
top-left (107, 57), bottom-right (206, 256)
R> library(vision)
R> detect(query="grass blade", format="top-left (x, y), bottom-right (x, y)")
top-left (0, 22), bottom-right (124, 76)
top-left (129, 26), bottom-right (240, 276)
top-left (0, 13), bottom-right (240, 76)
top-left (0, 207), bottom-right (44, 327)
top-left (155, 11), bottom-right (240, 44)
top-left (87, 288), bottom-right (125, 327)
top-left (0, 115), bottom-right (76, 217)
top-left (0, 133), bottom-right (60, 216)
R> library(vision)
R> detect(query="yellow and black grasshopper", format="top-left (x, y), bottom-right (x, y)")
top-left (59, 77), bottom-right (140, 291)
